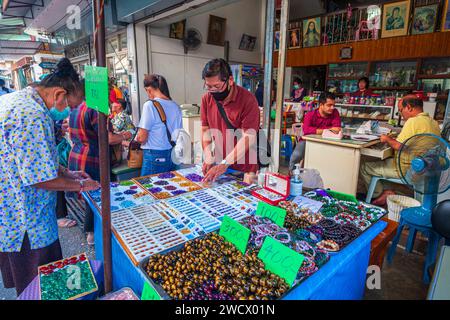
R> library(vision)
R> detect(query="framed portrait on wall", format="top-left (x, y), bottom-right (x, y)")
top-left (381, 0), bottom-right (411, 38)
top-left (411, 4), bottom-right (438, 35)
top-left (302, 17), bottom-right (321, 48)
top-left (288, 28), bottom-right (301, 49)
top-left (169, 20), bottom-right (186, 40)
top-left (207, 15), bottom-right (227, 46)
top-left (239, 34), bottom-right (257, 51)
top-left (442, 0), bottom-right (450, 31)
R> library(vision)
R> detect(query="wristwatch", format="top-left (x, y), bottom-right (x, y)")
top-left (220, 159), bottom-right (230, 166)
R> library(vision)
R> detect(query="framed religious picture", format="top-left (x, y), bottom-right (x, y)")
top-left (239, 34), bottom-right (257, 51)
top-left (381, 0), bottom-right (411, 38)
top-left (302, 17), bottom-right (321, 48)
top-left (411, 4), bottom-right (438, 35)
top-left (169, 20), bottom-right (186, 40)
top-left (288, 28), bottom-right (301, 49)
top-left (207, 15), bottom-right (227, 46)
top-left (442, 0), bottom-right (450, 31)
top-left (274, 31), bottom-right (280, 51)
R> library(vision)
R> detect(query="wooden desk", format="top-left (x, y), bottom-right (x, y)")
top-left (303, 135), bottom-right (381, 195)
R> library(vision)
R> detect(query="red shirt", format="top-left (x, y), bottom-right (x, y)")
top-left (351, 89), bottom-right (374, 97)
top-left (302, 109), bottom-right (342, 136)
top-left (201, 85), bottom-right (260, 173)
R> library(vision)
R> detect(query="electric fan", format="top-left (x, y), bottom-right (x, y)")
top-left (396, 133), bottom-right (450, 227)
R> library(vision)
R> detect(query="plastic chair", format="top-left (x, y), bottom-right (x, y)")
top-left (387, 215), bottom-right (442, 283)
top-left (365, 177), bottom-right (411, 203)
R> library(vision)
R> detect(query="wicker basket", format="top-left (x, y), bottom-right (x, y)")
top-left (386, 195), bottom-right (421, 222)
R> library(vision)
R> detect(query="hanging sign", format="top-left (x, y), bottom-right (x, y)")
top-left (258, 237), bottom-right (305, 286)
top-left (39, 61), bottom-right (57, 70)
top-left (219, 216), bottom-right (251, 254)
top-left (256, 202), bottom-right (287, 227)
top-left (141, 281), bottom-right (161, 300)
top-left (85, 65), bottom-right (109, 115)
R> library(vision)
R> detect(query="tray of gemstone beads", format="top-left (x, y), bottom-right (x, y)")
top-left (111, 202), bottom-right (206, 265)
top-left (139, 233), bottom-right (292, 301)
top-left (134, 172), bottom-right (203, 200)
top-left (164, 195), bottom-right (223, 233)
top-left (209, 186), bottom-right (259, 213)
top-left (180, 189), bottom-right (253, 222)
top-left (38, 253), bottom-right (98, 300)
top-left (87, 181), bottom-right (155, 213)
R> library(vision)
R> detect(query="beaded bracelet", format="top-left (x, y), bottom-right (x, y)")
top-left (317, 240), bottom-right (340, 252)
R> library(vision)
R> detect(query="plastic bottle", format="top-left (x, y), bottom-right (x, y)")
top-left (290, 164), bottom-right (303, 197)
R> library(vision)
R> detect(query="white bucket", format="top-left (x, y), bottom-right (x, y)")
top-left (386, 195), bottom-right (421, 222)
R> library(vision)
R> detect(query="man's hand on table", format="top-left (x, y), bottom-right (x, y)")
top-left (202, 164), bottom-right (229, 183)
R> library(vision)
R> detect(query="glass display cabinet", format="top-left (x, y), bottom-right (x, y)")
top-left (370, 60), bottom-right (418, 89)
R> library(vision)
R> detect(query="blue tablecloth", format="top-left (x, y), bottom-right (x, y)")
top-left (86, 195), bottom-right (387, 300)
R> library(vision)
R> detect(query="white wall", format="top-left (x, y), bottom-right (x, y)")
top-left (147, 0), bottom-right (264, 105)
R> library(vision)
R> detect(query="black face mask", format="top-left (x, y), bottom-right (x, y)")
top-left (211, 84), bottom-right (230, 101)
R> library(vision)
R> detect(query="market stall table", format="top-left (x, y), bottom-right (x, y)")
top-left (17, 260), bottom-right (104, 300)
top-left (303, 135), bottom-right (391, 195)
top-left (85, 193), bottom-right (387, 300)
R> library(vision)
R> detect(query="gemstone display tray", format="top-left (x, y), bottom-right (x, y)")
top-left (181, 189), bottom-right (252, 222)
top-left (88, 182), bottom-right (155, 213)
top-left (210, 186), bottom-right (259, 213)
top-left (111, 202), bottom-right (206, 265)
top-left (134, 172), bottom-right (203, 200)
top-left (164, 196), bottom-right (222, 233)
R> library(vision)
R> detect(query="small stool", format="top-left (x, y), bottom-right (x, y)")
top-left (366, 176), bottom-right (410, 203)
top-left (387, 213), bottom-right (442, 283)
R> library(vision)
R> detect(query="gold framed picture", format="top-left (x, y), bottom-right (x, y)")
top-left (381, 0), bottom-right (411, 38)
top-left (411, 4), bottom-right (438, 35)
top-left (207, 15), bottom-right (227, 46)
top-left (288, 28), bottom-right (301, 49)
top-left (169, 20), bottom-right (186, 40)
top-left (302, 17), bottom-right (321, 48)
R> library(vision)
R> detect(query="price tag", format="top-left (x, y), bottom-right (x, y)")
top-left (258, 237), bottom-right (305, 286)
top-left (85, 65), bottom-right (109, 115)
top-left (141, 281), bottom-right (161, 300)
top-left (256, 202), bottom-right (287, 227)
top-left (219, 216), bottom-right (251, 254)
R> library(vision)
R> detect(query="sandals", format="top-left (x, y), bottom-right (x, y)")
top-left (57, 218), bottom-right (77, 228)
top-left (86, 232), bottom-right (95, 246)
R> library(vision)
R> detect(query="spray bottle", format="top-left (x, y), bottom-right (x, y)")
top-left (290, 164), bottom-right (303, 197)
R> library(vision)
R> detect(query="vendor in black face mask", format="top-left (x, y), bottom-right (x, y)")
top-left (200, 59), bottom-right (260, 185)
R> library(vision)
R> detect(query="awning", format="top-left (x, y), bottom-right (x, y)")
top-left (0, 40), bottom-right (43, 60)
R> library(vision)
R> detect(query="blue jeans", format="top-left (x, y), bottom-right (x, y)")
top-left (141, 149), bottom-right (175, 176)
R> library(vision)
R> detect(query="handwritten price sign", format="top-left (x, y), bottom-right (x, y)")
top-left (258, 237), bottom-right (304, 286)
top-left (141, 281), bottom-right (161, 300)
top-left (85, 66), bottom-right (109, 115)
top-left (219, 216), bottom-right (251, 254)
top-left (256, 202), bottom-right (287, 227)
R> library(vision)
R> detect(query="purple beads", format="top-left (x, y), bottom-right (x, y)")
top-left (185, 174), bottom-right (203, 183)
top-left (158, 172), bottom-right (176, 179)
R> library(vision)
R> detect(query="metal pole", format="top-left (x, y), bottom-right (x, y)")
top-left (263, 0), bottom-right (275, 136)
top-left (273, 0), bottom-right (289, 173)
top-left (94, 0), bottom-right (113, 294)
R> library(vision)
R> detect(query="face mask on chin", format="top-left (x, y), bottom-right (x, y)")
top-left (49, 96), bottom-right (70, 121)
top-left (211, 83), bottom-right (230, 101)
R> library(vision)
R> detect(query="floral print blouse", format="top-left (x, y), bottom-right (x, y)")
top-left (0, 87), bottom-right (59, 252)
